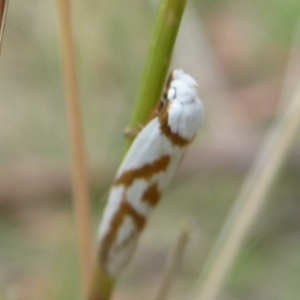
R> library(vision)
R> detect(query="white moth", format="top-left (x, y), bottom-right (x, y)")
top-left (99, 69), bottom-right (204, 276)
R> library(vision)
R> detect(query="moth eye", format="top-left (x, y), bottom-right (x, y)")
top-left (167, 87), bottom-right (176, 100)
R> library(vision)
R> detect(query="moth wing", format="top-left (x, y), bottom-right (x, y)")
top-left (116, 117), bottom-right (173, 176)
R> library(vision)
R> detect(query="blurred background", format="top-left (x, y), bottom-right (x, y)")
top-left (1, 0), bottom-right (300, 299)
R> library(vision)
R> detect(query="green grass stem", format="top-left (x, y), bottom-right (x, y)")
top-left (87, 263), bottom-right (115, 300)
top-left (124, 0), bottom-right (187, 152)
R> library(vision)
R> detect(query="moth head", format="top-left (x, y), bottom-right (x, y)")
top-left (167, 69), bottom-right (198, 104)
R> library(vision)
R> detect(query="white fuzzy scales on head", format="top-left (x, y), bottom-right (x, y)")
top-left (168, 69), bottom-right (198, 101)
top-left (98, 69), bottom-right (204, 276)
top-left (166, 69), bottom-right (204, 140)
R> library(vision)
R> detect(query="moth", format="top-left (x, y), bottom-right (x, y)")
top-left (98, 69), bottom-right (204, 276)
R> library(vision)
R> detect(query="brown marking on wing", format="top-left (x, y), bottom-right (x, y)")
top-left (142, 183), bottom-right (161, 207)
top-left (114, 155), bottom-right (171, 187)
top-left (100, 198), bottom-right (146, 272)
top-left (158, 106), bottom-right (192, 147)
top-left (102, 183), bottom-right (162, 269)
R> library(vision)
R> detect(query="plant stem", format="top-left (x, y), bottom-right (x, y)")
top-left (55, 0), bottom-right (92, 293)
top-left (87, 262), bottom-right (115, 300)
top-left (0, 0), bottom-right (8, 53)
top-left (124, 0), bottom-right (187, 152)
top-left (154, 224), bottom-right (190, 300)
top-left (192, 81), bottom-right (300, 300)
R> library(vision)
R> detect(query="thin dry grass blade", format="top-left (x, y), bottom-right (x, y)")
top-left (0, 0), bottom-right (8, 53)
top-left (55, 0), bottom-right (92, 293)
top-left (279, 20), bottom-right (300, 110)
top-left (154, 224), bottom-right (190, 300)
top-left (192, 74), bottom-right (300, 300)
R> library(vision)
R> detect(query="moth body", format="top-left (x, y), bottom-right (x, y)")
top-left (99, 69), bottom-right (204, 276)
